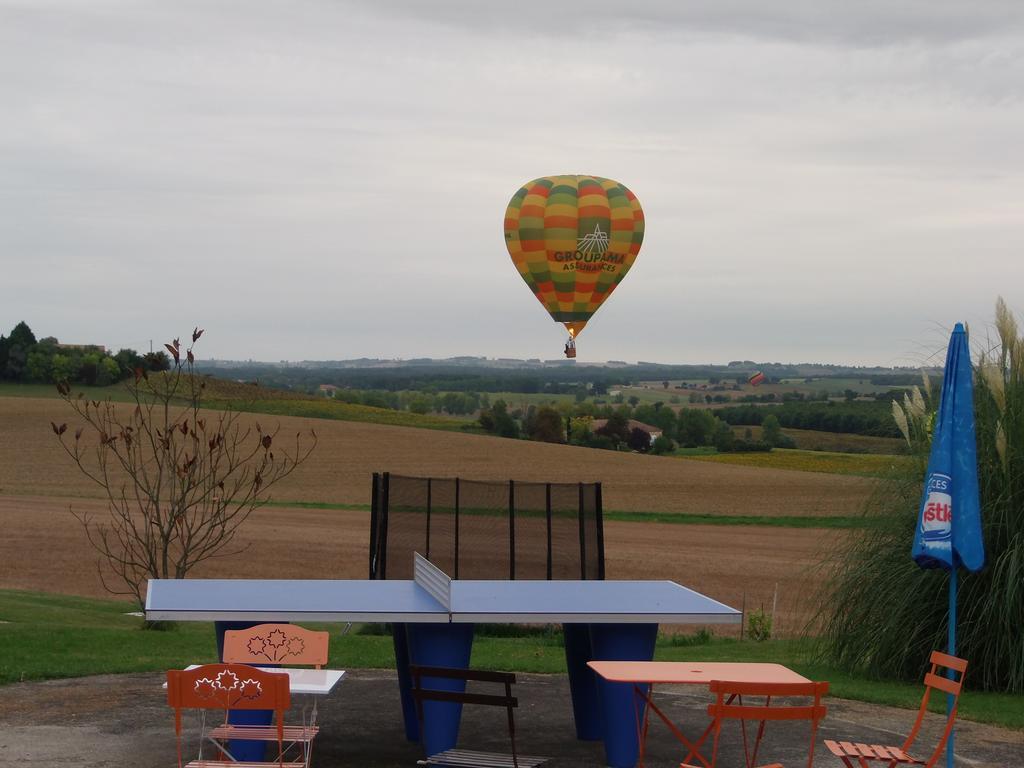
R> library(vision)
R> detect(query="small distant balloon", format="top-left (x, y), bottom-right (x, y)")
top-left (503, 175), bottom-right (644, 353)
top-left (748, 371), bottom-right (766, 387)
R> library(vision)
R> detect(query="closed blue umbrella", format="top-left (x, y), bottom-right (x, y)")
top-left (911, 322), bottom-right (985, 768)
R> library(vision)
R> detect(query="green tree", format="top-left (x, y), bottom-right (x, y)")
top-left (143, 350), bottom-right (171, 372)
top-left (761, 414), bottom-right (783, 446)
top-left (96, 356), bottom-right (121, 386)
top-left (650, 434), bottom-right (675, 455)
top-left (677, 409), bottom-right (718, 447)
top-left (51, 354), bottom-right (74, 383)
top-left (407, 394), bottom-right (433, 414)
top-left (113, 348), bottom-right (142, 378)
top-left (79, 353), bottom-right (101, 386)
top-left (479, 399), bottom-right (519, 438)
top-left (26, 346), bottom-right (55, 382)
top-left (627, 427), bottom-right (651, 452)
top-left (4, 321), bottom-right (37, 380)
top-left (712, 420), bottom-right (735, 452)
top-left (628, 395), bottom-right (640, 407)
top-left (568, 416), bottom-right (593, 445)
top-left (596, 412), bottom-right (631, 447)
top-left (527, 406), bottom-right (564, 443)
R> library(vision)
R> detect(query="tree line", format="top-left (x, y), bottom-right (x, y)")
top-left (477, 399), bottom-right (795, 455)
top-left (0, 321), bottom-right (171, 386)
top-left (715, 400), bottom-right (901, 437)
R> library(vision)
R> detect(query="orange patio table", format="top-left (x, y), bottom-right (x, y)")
top-left (588, 661), bottom-right (810, 768)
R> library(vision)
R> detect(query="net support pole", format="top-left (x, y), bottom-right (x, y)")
top-left (595, 482), bottom-right (605, 580)
top-left (380, 472), bottom-right (390, 580)
top-left (947, 566), bottom-right (957, 768)
top-left (508, 479), bottom-right (516, 580)
top-left (369, 472), bottom-right (380, 578)
top-left (425, 478), bottom-right (432, 561)
top-left (545, 483), bottom-right (553, 580)
top-left (578, 482), bottom-right (587, 580)
top-left (454, 477), bottom-right (460, 580)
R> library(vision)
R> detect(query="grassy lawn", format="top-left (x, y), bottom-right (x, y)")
top-left (1, 591), bottom-right (1019, 730)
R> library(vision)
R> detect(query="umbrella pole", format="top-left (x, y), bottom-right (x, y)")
top-left (947, 566), bottom-right (957, 768)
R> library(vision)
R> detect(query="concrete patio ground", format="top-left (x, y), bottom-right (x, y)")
top-left (0, 670), bottom-right (1019, 767)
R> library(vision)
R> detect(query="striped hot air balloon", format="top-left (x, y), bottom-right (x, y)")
top-left (503, 175), bottom-right (644, 353)
top-left (749, 371), bottom-right (766, 387)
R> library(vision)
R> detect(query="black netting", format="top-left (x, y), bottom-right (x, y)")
top-left (370, 473), bottom-right (604, 581)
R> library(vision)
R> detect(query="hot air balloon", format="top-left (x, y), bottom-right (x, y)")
top-left (503, 175), bottom-right (644, 358)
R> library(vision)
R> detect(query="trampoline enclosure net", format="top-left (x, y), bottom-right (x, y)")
top-left (369, 473), bottom-right (604, 581)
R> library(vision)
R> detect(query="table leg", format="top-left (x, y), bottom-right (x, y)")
top-left (405, 622), bottom-right (475, 757)
top-left (589, 623), bottom-right (658, 768)
top-left (392, 623), bottom-right (419, 742)
top-left (635, 685), bottom-right (714, 768)
top-left (214, 620), bottom-right (278, 763)
top-left (563, 623), bottom-right (602, 741)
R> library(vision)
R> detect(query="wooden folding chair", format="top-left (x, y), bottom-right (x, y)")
top-left (217, 623), bottom-right (331, 768)
top-left (824, 651), bottom-right (967, 768)
top-left (681, 680), bottom-right (829, 768)
top-left (167, 663), bottom-right (294, 768)
top-left (409, 665), bottom-right (549, 768)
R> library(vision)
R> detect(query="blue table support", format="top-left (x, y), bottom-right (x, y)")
top-left (214, 620), bottom-right (279, 763)
top-left (563, 624), bottom-right (602, 740)
top-left (393, 622), bottom-right (475, 756)
top-left (589, 623), bottom-right (659, 768)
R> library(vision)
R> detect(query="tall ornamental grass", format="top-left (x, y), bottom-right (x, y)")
top-left (818, 298), bottom-right (1024, 692)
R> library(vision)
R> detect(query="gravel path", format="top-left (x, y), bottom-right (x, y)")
top-left (1, 670), bottom-right (1019, 767)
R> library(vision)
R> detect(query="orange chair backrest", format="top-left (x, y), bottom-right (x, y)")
top-left (904, 651), bottom-right (968, 768)
top-left (223, 623), bottom-right (329, 668)
top-left (706, 680), bottom-right (829, 768)
top-left (166, 664), bottom-right (290, 768)
top-left (167, 663), bottom-right (291, 713)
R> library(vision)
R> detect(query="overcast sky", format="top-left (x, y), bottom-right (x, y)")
top-left (2, 1), bottom-right (1022, 366)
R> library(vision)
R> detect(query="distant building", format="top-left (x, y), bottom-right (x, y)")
top-left (590, 418), bottom-right (662, 446)
top-left (56, 343), bottom-right (107, 354)
top-left (318, 384), bottom-right (338, 396)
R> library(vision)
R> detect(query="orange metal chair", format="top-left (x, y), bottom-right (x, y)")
top-left (681, 680), bottom-right (829, 768)
top-left (218, 624), bottom-right (331, 767)
top-left (167, 663), bottom-right (293, 768)
top-left (824, 651), bottom-right (968, 768)
top-left (223, 624), bottom-right (330, 669)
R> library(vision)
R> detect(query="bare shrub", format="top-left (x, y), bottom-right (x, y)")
top-left (52, 329), bottom-right (317, 607)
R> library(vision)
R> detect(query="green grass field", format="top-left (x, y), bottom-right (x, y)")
top-left (1, 591), bottom-right (1019, 729)
top-left (0, 379), bottom-right (474, 433)
top-left (677, 448), bottom-right (911, 478)
top-left (202, 397), bottom-right (475, 432)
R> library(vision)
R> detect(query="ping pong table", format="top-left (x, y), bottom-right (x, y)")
top-left (146, 554), bottom-right (740, 768)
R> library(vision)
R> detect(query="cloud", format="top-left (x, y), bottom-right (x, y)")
top-left (0, 0), bottom-right (1021, 364)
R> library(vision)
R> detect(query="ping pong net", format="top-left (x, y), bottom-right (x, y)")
top-left (413, 552), bottom-right (453, 615)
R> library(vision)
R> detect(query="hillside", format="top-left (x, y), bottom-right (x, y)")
top-left (0, 395), bottom-right (875, 517)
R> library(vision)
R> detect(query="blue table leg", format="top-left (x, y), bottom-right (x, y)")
top-left (563, 623), bottom-right (602, 740)
top-left (590, 623), bottom-right (659, 768)
top-left (214, 620), bottom-right (276, 763)
top-left (404, 623), bottom-right (475, 757)
top-left (392, 623), bottom-right (420, 742)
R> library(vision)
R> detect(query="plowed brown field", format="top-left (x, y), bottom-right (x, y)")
top-left (0, 395), bottom-right (867, 633)
top-left (0, 495), bottom-right (833, 634)
top-left (0, 396), bottom-right (874, 516)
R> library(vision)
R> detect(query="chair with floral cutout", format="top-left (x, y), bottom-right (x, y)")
top-left (167, 663), bottom-right (294, 768)
top-left (216, 624), bottom-right (331, 767)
